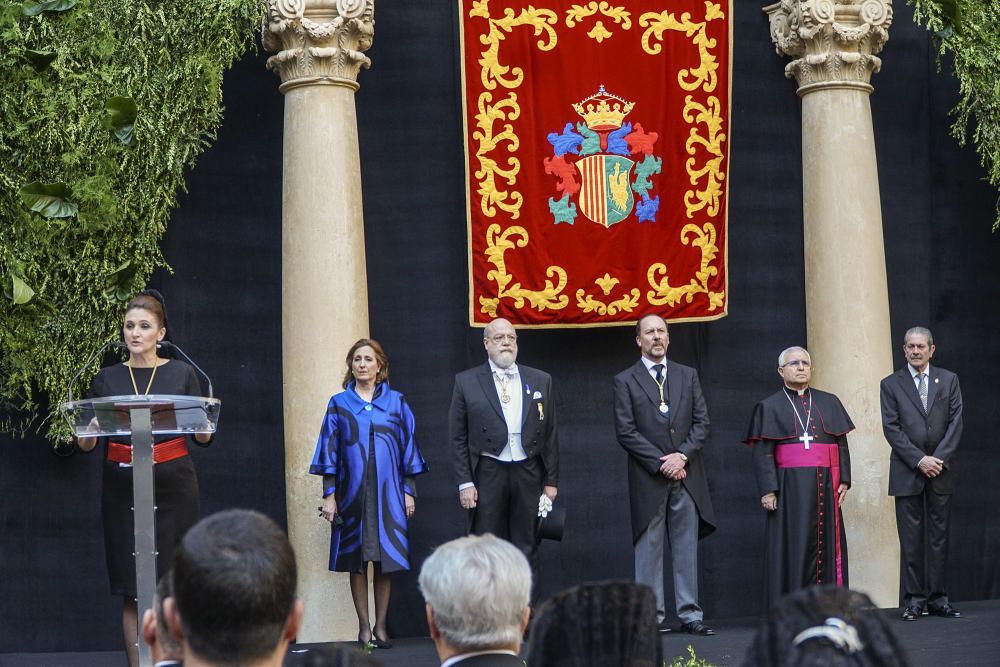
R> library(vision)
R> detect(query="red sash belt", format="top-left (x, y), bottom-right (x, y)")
top-left (774, 440), bottom-right (844, 585)
top-left (108, 437), bottom-right (187, 465)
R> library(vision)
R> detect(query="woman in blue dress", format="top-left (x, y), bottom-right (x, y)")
top-left (310, 338), bottom-right (428, 649)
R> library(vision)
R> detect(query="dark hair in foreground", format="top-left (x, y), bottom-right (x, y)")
top-left (742, 586), bottom-right (911, 667)
top-left (171, 509), bottom-right (297, 664)
top-left (525, 580), bottom-right (661, 667)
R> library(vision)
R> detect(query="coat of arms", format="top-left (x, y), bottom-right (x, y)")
top-left (544, 86), bottom-right (662, 228)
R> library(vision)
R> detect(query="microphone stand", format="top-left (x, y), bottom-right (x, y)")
top-left (67, 341), bottom-right (125, 403)
top-left (157, 341), bottom-right (214, 398)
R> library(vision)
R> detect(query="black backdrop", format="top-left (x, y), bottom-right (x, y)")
top-left (2, 2), bottom-right (999, 652)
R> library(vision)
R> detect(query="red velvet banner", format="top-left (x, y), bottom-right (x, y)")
top-left (460, 0), bottom-right (731, 327)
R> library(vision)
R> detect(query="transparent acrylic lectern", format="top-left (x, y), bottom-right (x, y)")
top-left (61, 395), bottom-right (220, 667)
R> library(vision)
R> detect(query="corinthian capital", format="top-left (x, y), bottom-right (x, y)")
top-left (763, 0), bottom-right (892, 95)
top-left (263, 0), bottom-right (375, 93)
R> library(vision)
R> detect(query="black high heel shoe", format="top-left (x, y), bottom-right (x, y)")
top-left (371, 630), bottom-right (393, 649)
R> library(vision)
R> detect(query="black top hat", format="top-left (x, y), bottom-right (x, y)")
top-left (536, 505), bottom-right (566, 542)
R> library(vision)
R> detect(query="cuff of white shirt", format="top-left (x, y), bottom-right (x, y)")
top-left (458, 482), bottom-right (475, 490)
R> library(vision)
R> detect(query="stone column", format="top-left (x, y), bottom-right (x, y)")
top-left (263, 0), bottom-right (374, 641)
top-left (764, 0), bottom-right (898, 607)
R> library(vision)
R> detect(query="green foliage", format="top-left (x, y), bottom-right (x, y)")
top-left (909, 0), bottom-right (1000, 230)
top-left (0, 0), bottom-right (263, 440)
top-left (666, 645), bottom-right (717, 667)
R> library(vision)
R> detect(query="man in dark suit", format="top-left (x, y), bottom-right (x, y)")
top-left (164, 509), bottom-right (303, 667)
top-left (614, 315), bottom-right (717, 635)
top-left (449, 318), bottom-right (559, 569)
top-left (880, 326), bottom-right (963, 621)
top-left (419, 534), bottom-right (531, 666)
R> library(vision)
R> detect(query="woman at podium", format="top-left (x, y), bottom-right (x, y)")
top-left (77, 290), bottom-right (211, 667)
top-left (310, 338), bottom-right (428, 649)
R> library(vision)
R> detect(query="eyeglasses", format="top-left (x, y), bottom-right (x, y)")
top-left (782, 360), bottom-right (811, 368)
top-left (487, 334), bottom-right (517, 344)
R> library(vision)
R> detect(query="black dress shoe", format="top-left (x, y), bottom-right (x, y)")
top-left (371, 632), bottom-right (393, 649)
top-left (901, 605), bottom-right (922, 621)
top-left (657, 620), bottom-right (673, 634)
top-left (680, 620), bottom-right (715, 636)
top-left (928, 604), bottom-right (961, 618)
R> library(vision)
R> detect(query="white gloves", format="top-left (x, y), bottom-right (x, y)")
top-left (537, 493), bottom-right (553, 518)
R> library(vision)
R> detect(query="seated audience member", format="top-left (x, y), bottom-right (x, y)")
top-left (140, 573), bottom-right (183, 667)
top-left (525, 580), bottom-right (662, 667)
top-left (742, 585), bottom-right (911, 667)
top-left (418, 534), bottom-right (531, 666)
top-left (164, 509), bottom-right (304, 667)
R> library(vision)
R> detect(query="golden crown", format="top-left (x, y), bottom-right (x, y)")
top-left (572, 85), bottom-right (635, 131)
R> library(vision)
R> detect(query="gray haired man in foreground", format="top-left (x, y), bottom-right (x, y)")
top-left (418, 534), bottom-right (531, 666)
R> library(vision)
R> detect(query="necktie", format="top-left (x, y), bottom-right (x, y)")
top-left (653, 364), bottom-right (664, 384)
top-left (918, 372), bottom-right (928, 412)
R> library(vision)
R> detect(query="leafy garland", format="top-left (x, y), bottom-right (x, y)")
top-left (0, 0), bottom-right (263, 441)
top-left (909, 0), bottom-right (1000, 230)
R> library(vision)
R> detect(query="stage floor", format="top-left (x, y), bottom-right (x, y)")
top-left (2, 599), bottom-right (998, 666)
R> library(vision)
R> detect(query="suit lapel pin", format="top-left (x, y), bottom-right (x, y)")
top-left (934, 378), bottom-right (939, 383)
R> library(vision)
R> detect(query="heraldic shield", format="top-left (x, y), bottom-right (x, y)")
top-left (575, 154), bottom-right (635, 228)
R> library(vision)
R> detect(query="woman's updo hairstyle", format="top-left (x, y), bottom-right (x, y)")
top-left (125, 290), bottom-right (169, 336)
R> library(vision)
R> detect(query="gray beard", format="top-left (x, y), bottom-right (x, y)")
top-left (490, 351), bottom-right (516, 369)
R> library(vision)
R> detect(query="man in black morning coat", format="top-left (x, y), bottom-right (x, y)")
top-left (614, 314), bottom-right (716, 636)
top-left (880, 326), bottom-right (964, 621)
top-left (449, 317), bottom-right (559, 578)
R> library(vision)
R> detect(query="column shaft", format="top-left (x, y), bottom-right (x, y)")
top-left (282, 84), bottom-right (369, 641)
top-left (801, 88), bottom-right (898, 606)
top-left (265, 0), bottom-right (377, 641)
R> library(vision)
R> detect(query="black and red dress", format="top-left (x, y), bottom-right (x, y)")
top-left (87, 360), bottom-right (209, 597)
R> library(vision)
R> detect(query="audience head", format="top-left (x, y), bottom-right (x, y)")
top-left (418, 534), bottom-right (531, 659)
top-left (742, 586), bottom-right (911, 667)
top-left (165, 509), bottom-right (302, 667)
top-left (526, 580), bottom-right (661, 667)
top-left (140, 572), bottom-right (183, 663)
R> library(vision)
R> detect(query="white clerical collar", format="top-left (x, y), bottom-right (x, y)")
top-left (442, 649), bottom-right (519, 666)
top-left (784, 384), bottom-right (808, 396)
top-left (908, 364), bottom-right (931, 379)
top-left (641, 356), bottom-right (667, 371)
top-left (489, 359), bottom-right (519, 376)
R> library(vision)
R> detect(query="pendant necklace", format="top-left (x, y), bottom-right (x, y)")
top-left (127, 358), bottom-right (159, 396)
top-left (783, 388), bottom-right (814, 449)
top-left (496, 372), bottom-right (511, 404)
top-left (654, 373), bottom-right (668, 414)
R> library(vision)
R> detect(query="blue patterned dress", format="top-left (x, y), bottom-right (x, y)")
top-left (309, 382), bottom-right (428, 573)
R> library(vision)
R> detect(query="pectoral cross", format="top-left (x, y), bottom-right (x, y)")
top-left (799, 432), bottom-right (813, 450)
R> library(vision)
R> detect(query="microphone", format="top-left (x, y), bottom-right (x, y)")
top-left (157, 341), bottom-right (214, 398)
top-left (68, 341), bottom-right (126, 403)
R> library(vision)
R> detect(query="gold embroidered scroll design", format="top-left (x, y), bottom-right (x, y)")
top-left (479, 224), bottom-right (569, 317)
top-left (469, 0), bottom-right (558, 220)
top-left (576, 272), bottom-right (641, 315)
top-left (646, 222), bottom-right (724, 311)
top-left (565, 2), bottom-right (632, 43)
top-left (639, 2), bottom-right (727, 312)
